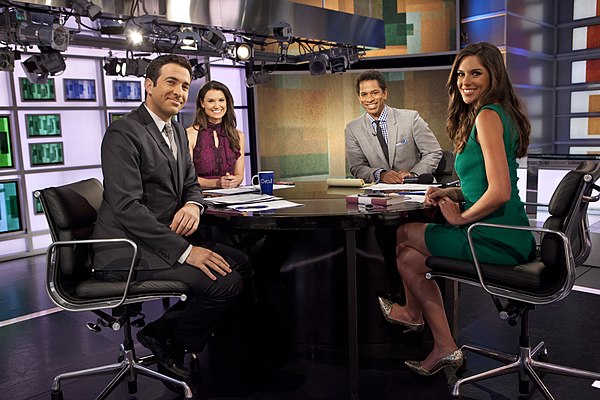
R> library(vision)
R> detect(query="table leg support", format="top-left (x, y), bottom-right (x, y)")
top-left (346, 229), bottom-right (359, 399)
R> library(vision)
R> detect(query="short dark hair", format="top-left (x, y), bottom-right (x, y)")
top-left (355, 70), bottom-right (386, 95)
top-left (144, 54), bottom-right (192, 85)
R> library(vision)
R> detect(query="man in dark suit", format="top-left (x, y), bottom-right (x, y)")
top-left (92, 54), bottom-right (249, 379)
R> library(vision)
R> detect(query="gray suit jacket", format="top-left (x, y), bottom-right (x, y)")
top-left (93, 104), bottom-right (204, 271)
top-left (345, 107), bottom-right (442, 182)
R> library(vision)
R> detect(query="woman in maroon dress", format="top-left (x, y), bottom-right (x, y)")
top-left (186, 81), bottom-right (245, 188)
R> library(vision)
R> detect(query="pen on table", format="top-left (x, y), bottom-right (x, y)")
top-left (395, 191), bottom-right (426, 195)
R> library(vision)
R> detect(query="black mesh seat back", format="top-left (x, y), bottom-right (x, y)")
top-left (38, 178), bottom-right (103, 278)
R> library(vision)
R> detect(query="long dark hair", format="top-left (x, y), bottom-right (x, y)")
top-left (446, 42), bottom-right (530, 157)
top-left (191, 80), bottom-right (239, 151)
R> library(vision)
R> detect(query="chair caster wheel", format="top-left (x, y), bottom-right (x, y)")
top-left (128, 380), bottom-right (138, 394)
top-left (51, 390), bottom-right (64, 400)
top-left (537, 352), bottom-right (549, 363)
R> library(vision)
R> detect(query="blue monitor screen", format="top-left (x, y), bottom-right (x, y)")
top-left (113, 80), bottom-right (142, 102)
top-left (0, 181), bottom-right (22, 233)
top-left (64, 79), bottom-right (96, 101)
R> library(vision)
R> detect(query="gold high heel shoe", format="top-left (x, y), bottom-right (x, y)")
top-left (405, 349), bottom-right (464, 376)
top-left (377, 297), bottom-right (425, 333)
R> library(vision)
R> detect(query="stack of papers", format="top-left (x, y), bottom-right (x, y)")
top-left (227, 200), bottom-right (303, 211)
top-left (204, 193), bottom-right (279, 206)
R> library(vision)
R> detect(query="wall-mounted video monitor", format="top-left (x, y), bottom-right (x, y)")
top-left (33, 192), bottom-right (44, 214)
top-left (0, 116), bottom-right (14, 169)
top-left (29, 142), bottom-right (64, 166)
top-left (64, 79), bottom-right (96, 101)
top-left (108, 112), bottom-right (129, 124)
top-left (113, 80), bottom-right (142, 102)
top-left (0, 181), bottom-right (22, 234)
top-left (20, 78), bottom-right (56, 101)
top-left (25, 114), bottom-right (62, 137)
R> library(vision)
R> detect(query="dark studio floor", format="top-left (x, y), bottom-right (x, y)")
top-left (1, 255), bottom-right (600, 400)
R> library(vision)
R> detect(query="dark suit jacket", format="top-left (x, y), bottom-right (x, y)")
top-left (93, 104), bottom-right (204, 271)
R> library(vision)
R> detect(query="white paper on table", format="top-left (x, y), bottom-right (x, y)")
top-left (204, 193), bottom-right (280, 205)
top-left (368, 183), bottom-right (439, 191)
top-left (203, 187), bottom-right (258, 195)
top-left (227, 200), bottom-right (304, 211)
top-left (273, 184), bottom-right (295, 190)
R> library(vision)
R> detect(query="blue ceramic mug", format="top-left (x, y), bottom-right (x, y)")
top-left (252, 171), bottom-right (274, 195)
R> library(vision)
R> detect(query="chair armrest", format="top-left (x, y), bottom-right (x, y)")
top-left (46, 238), bottom-right (138, 309)
top-left (465, 222), bottom-right (574, 301)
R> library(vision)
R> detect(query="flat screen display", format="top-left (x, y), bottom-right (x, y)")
top-left (113, 80), bottom-right (142, 101)
top-left (0, 181), bottom-right (22, 233)
top-left (64, 79), bottom-right (96, 101)
top-left (109, 112), bottom-right (128, 123)
top-left (20, 78), bottom-right (56, 101)
top-left (29, 142), bottom-right (64, 166)
top-left (25, 114), bottom-right (61, 137)
top-left (0, 116), bottom-right (14, 168)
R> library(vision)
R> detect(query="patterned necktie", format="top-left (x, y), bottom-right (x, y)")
top-left (374, 120), bottom-right (389, 163)
top-left (163, 123), bottom-right (177, 160)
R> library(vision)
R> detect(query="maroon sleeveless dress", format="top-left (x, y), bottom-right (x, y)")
top-left (192, 122), bottom-right (240, 179)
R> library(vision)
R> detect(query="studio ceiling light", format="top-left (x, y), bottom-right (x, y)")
top-left (225, 42), bottom-right (253, 62)
top-left (0, 49), bottom-right (15, 72)
top-left (177, 27), bottom-right (201, 51)
top-left (201, 27), bottom-right (226, 51)
top-left (309, 53), bottom-right (328, 76)
top-left (246, 70), bottom-right (270, 88)
top-left (22, 50), bottom-right (66, 84)
top-left (14, 22), bottom-right (70, 51)
top-left (190, 59), bottom-right (207, 80)
top-left (70, 0), bottom-right (102, 21)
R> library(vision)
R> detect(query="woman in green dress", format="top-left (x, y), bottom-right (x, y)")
top-left (378, 42), bottom-right (536, 376)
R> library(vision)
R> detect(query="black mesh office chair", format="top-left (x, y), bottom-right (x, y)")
top-left (36, 178), bottom-right (193, 400)
top-left (426, 161), bottom-right (600, 399)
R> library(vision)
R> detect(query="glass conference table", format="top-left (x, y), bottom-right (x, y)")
top-left (202, 181), bottom-right (433, 399)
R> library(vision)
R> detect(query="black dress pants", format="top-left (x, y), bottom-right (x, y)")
top-left (135, 242), bottom-right (251, 353)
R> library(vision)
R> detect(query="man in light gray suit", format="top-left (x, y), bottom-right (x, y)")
top-left (93, 55), bottom-right (249, 380)
top-left (345, 70), bottom-right (442, 183)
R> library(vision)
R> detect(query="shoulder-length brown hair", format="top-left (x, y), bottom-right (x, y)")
top-left (191, 80), bottom-right (240, 152)
top-left (446, 42), bottom-right (530, 157)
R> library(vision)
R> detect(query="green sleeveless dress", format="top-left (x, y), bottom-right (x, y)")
top-left (425, 104), bottom-right (535, 265)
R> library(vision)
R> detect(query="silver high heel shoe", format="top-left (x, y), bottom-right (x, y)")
top-left (377, 297), bottom-right (425, 333)
top-left (405, 349), bottom-right (464, 376)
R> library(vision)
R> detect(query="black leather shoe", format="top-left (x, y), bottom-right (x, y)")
top-left (137, 326), bottom-right (190, 380)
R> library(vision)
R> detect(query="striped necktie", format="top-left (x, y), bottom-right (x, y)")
top-left (163, 123), bottom-right (177, 160)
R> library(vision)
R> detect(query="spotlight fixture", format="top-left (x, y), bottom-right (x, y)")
top-left (271, 21), bottom-right (292, 41)
top-left (70, 0), bottom-right (102, 21)
top-left (122, 58), bottom-right (150, 77)
top-left (246, 70), bottom-right (270, 88)
top-left (201, 27), bottom-right (226, 51)
top-left (177, 27), bottom-right (201, 51)
top-left (103, 57), bottom-right (125, 76)
top-left (15, 22), bottom-right (70, 51)
top-left (329, 55), bottom-right (348, 73)
top-left (309, 53), bottom-right (328, 76)
top-left (190, 59), bottom-right (207, 80)
top-left (225, 42), bottom-right (253, 62)
top-left (0, 48), bottom-right (15, 72)
top-left (22, 50), bottom-right (66, 84)
top-left (103, 56), bottom-right (148, 77)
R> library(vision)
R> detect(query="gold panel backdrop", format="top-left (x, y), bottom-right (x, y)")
top-left (255, 69), bottom-right (452, 180)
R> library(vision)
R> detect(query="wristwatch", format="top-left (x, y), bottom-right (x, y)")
top-left (410, 172), bottom-right (419, 178)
